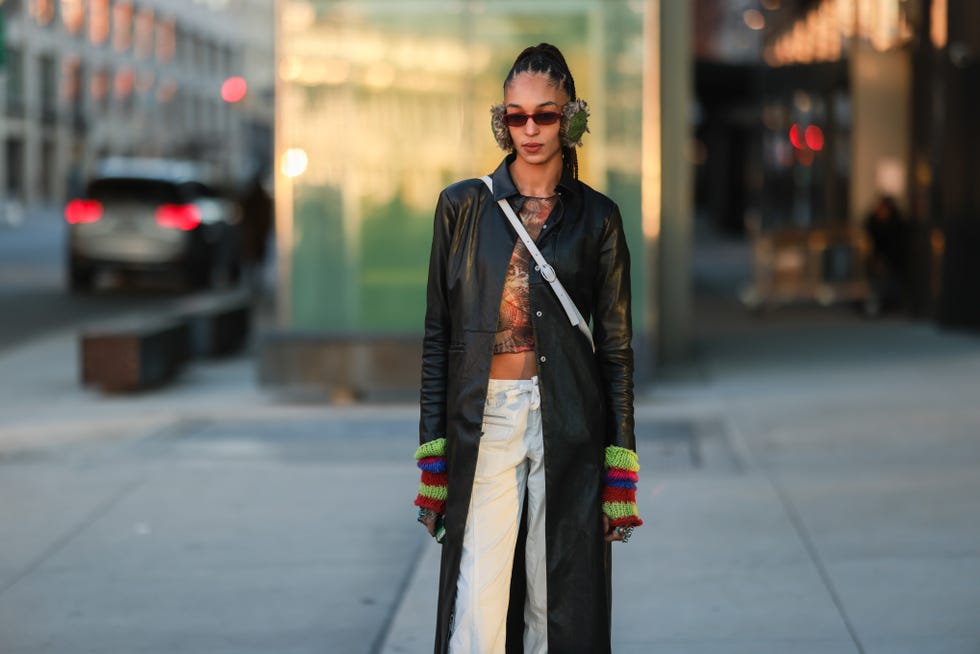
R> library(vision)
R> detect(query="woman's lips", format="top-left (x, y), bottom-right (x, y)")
top-left (523, 143), bottom-right (543, 153)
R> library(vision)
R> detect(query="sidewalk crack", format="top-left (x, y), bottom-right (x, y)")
top-left (729, 412), bottom-right (867, 654)
top-left (371, 536), bottom-right (430, 654)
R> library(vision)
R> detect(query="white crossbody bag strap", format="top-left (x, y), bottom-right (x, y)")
top-left (481, 176), bottom-right (594, 351)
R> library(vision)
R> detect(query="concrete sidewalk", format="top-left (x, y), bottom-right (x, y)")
top-left (1, 297), bottom-right (979, 653)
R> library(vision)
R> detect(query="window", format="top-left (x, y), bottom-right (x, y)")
top-left (176, 27), bottom-right (189, 65)
top-left (5, 48), bottom-right (24, 115)
top-left (114, 67), bottom-right (134, 113)
top-left (134, 6), bottom-right (154, 58)
top-left (29, 0), bottom-right (56, 26)
top-left (89, 0), bottom-right (109, 45)
top-left (1, 0), bottom-right (23, 18)
top-left (61, 55), bottom-right (82, 103)
top-left (5, 138), bottom-right (24, 199)
top-left (155, 17), bottom-right (175, 62)
top-left (156, 77), bottom-right (176, 104)
top-left (112, 0), bottom-right (132, 52)
top-left (90, 67), bottom-right (110, 112)
top-left (62, 56), bottom-right (86, 129)
top-left (40, 138), bottom-right (56, 200)
top-left (60, 0), bottom-right (84, 34)
top-left (40, 54), bottom-right (58, 123)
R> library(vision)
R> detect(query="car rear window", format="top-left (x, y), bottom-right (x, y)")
top-left (86, 178), bottom-right (183, 204)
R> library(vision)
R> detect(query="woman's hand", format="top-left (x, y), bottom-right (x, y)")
top-left (603, 514), bottom-right (634, 543)
top-left (418, 508), bottom-right (439, 537)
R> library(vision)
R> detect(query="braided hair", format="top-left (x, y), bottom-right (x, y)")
top-left (503, 43), bottom-right (580, 179)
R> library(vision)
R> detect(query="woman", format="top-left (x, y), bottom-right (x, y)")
top-left (414, 43), bottom-right (643, 654)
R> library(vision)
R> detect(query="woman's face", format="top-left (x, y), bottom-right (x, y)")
top-left (504, 72), bottom-right (568, 169)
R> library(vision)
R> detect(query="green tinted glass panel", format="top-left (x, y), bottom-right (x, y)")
top-left (279, 0), bottom-right (645, 333)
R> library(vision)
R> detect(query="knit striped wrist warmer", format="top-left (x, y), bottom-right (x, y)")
top-left (414, 438), bottom-right (447, 513)
top-left (603, 445), bottom-right (643, 528)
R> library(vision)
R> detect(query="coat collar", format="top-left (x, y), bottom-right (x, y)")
top-left (488, 153), bottom-right (579, 203)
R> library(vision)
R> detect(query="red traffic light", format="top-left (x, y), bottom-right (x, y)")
top-left (221, 76), bottom-right (247, 103)
top-left (804, 125), bottom-right (825, 151)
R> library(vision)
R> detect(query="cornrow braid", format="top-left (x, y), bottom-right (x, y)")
top-left (505, 43), bottom-right (577, 102)
top-left (504, 43), bottom-right (580, 179)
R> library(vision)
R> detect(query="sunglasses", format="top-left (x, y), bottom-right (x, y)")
top-left (502, 111), bottom-right (562, 127)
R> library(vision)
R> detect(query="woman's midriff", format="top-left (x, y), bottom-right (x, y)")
top-left (489, 351), bottom-right (538, 380)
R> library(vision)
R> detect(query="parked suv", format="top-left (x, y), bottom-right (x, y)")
top-left (66, 158), bottom-right (242, 292)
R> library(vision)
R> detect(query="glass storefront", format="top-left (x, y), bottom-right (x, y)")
top-left (276, 0), bottom-right (649, 335)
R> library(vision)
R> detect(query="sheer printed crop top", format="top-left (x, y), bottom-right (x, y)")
top-left (493, 195), bottom-right (557, 354)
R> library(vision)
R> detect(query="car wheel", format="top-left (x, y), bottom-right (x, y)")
top-left (69, 261), bottom-right (96, 293)
top-left (187, 259), bottom-right (212, 290)
top-left (228, 256), bottom-right (242, 286)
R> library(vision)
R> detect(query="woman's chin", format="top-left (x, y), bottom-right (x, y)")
top-left (516, 150), bottom-right (560, 167)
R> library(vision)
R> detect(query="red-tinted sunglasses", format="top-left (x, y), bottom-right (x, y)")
top-left (502, 111), bottom-right (562, 127)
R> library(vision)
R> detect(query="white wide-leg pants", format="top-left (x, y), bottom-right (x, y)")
top-left (449, 376), bottom-right (548, 654)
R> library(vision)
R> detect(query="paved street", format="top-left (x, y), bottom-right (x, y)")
top-left (0, 211), bottom-right (211, 354)
top-left (1, 274), bottom-right (979, 652)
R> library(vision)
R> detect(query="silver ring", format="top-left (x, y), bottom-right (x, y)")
top-left (615, 526), bottom-right (634, 543)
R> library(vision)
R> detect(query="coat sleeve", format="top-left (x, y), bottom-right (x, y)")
top-left (592, 204), bottom-right (635, 452)
top-left (418, 189), bottom-right (456, 446)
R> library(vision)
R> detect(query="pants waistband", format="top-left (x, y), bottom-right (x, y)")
top-left (486, 376), bottom-right (540, 410)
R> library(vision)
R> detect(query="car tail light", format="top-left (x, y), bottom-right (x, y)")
top-left (65, 199), bottom-right (103, 224)
top-left (155, 204), bottom-right (202, 231)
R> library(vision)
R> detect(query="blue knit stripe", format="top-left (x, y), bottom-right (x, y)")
top-left (418, 459), bottom-right (446, 473)
top-left (604, 477), bottom-right (637, 489)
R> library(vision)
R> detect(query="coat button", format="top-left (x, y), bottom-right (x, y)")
top-left (534, 265), bottom-right (540, 271)
top-left (539, 355), bottom-right (547, 363)
top-left (536, 310), bottom-right (543, 317)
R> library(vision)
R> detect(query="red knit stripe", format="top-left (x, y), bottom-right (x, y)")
top-left (606, 469), bottom-right (639, 482)
top-left (418, 455), bottom-right (445, 466)
top-left (420, 471), bottom-right (448, 487)
top-left (602, 486), bottom-right (637, 503)
top-left (414, 494), bottom-right (445, 512)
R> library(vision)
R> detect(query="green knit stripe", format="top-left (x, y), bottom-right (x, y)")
top-left (604, 445), bottom-right (640, 472)
top-left (417, 482), bottom-right (448, 501)
top-left (603, 501), bottom-right (639, 520)
top-left (415, 438), bottom-right (446, 460)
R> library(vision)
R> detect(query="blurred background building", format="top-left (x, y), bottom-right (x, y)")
top-left (3, 0), bottom-right (976, 396)
top-left (265, 0), bottom-right (980, 395)
top-left (0, 0), bottom-right (274, 211)
top-left (694, 0), bottom-right (980, 328)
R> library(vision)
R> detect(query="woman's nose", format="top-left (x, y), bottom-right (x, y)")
top-left (523, 117), bottom-right (540, 135)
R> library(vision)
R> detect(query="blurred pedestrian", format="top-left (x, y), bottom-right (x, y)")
top-left (864, 195), bottom-right (908, 313)
top-left (414, 43), bottom-right (643, 654)
top-left (239, 172), bottom-right (273, 294)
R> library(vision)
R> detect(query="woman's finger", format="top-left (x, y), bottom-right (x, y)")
top-left (419, 514), bottom-right (438, 537)
top-left (602, 514), bottom-right (623, 542)
top-left (417, 510), bottom-right (438, 536)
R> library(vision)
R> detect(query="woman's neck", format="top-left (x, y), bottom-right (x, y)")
top-left (508, 156), bottom-right (562, 199)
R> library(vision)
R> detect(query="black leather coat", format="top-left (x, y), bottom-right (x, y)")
top-left (420, 155), bottom-right (635, 653)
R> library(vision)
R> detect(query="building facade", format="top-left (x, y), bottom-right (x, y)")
top-left (0, 0), bottom-right (273, 215)
top-left (757, 0), bottom-right (980, 325)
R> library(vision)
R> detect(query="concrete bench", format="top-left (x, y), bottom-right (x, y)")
top-left (258, 332), bottom-right (421, 402)
top-left (80, 317), bottom-right (190, 392)
top-left (175, 291), bottom-right (252, 358)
